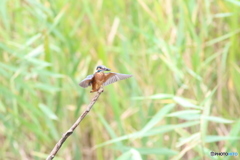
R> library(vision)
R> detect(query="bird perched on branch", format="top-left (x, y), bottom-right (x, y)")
top-left (79, 65), bottom-right (132, 93)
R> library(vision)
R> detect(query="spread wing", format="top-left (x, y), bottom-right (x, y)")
top-left (79, 74), bottom-right (94, 88)
top-left (103, 72), bottom-right (132, 86)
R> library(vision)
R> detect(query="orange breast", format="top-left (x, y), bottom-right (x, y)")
top-left (92, 72), bottom-right (105, 90)
top-left (94, 72), bottom-right (105, 81)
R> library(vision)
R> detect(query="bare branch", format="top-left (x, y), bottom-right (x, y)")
top-left (46, 88), bottom-right (104, 160)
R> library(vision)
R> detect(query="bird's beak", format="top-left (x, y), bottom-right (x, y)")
top-left (103, 67), bottom-right (111, 71)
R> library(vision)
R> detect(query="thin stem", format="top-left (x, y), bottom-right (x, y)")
top-left (46, 88), bottom-right (104, 160)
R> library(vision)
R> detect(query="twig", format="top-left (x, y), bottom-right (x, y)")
top-left (46, 88), bottom-right (104, 160)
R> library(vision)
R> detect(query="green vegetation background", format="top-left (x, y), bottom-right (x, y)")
top-left (0, 0), bottom-right (240, 160)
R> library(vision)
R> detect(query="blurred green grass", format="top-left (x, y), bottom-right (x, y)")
top-left (0, 0), bottom-right (240, 160)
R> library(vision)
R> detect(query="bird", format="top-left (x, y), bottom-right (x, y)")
top-left (79, 65), bottom-right (132, 93)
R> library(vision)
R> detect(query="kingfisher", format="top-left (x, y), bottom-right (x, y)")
top-left (79, 65), bottom-right (132, 93)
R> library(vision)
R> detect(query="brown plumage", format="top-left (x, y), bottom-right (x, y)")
top-left (79, 65), bottom-right (132, 93)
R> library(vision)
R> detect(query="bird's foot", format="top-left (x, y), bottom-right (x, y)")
top-left (91, 88), bottom-right (104, 93)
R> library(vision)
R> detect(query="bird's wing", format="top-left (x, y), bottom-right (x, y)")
top-left (103, 72), bottom-right (132, 86)
top-left (79, 74), bottom-right (94, 88)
